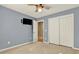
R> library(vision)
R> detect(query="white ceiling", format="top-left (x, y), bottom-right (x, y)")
top-left (1, 4), bottom-right (79, 18)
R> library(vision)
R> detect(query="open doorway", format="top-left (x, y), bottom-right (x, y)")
top-left (38, 22), bottom-right (43, 42)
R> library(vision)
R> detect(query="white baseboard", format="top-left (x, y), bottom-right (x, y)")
top-left (0, 41), bottom-right (33, 52)
top-left (43, 42), bottom-right (49, 44)
top-left (72, 48), bottom-right (79, 50)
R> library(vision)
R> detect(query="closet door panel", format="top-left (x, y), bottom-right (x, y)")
top-left (48, 17), bottom-right (59, 44)
top-left (60, 14), bottom-right (74, 47)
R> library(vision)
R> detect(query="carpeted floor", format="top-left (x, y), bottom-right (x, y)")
top-left (0, 42), bottom-right (79, 54)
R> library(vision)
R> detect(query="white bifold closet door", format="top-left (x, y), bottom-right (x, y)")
top-left (48, 17), bottom-right (59, 45)
top-left (48, 14), bottom-right (74, 48)
top-left (60, 14), bottom-right (74, 47)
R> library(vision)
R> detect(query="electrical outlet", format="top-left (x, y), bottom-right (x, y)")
top-left (8, 41), bottom-right (11, 44)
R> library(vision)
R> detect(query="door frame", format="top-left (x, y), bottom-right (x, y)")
top-left (33, 20), bottom-right (38, 42)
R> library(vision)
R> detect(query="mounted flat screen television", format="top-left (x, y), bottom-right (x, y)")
top-left (22, 18), bottom-right (32, 25)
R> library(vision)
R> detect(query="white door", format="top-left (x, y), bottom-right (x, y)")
top-left (33, 20), bottom-right (38, 42)
top-left (60, 14), bottom-right (74, 47)
top-left (48, 17), bottom-right (59, 44)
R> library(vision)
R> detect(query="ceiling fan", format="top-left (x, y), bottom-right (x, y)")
top-left (28, 4), bottom-right (51, 12)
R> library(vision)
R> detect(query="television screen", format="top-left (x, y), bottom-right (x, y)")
top-left (22, 18), bottom-right (32, 25)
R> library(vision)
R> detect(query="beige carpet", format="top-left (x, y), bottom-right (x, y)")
top-left (0, 42), bottom-right (79, 54)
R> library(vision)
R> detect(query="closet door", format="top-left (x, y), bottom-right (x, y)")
top-left (60, 14), bottom-right (74, 47)
top-left (48, 17), bottom-right (59, 44)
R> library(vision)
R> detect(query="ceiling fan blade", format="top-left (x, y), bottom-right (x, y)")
top-left (44, 6), bottom-right (51, 9)
top-left (27, 4), bottom-right (36, 6)
top-left (43, 4), bottom-right (51, 9)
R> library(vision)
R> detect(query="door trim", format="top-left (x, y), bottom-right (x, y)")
top-left (33, 20), bottom-right (38, 42)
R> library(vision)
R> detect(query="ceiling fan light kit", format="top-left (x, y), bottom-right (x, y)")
top-left (36, 4), bottom-right (44, 12)
top-left (36, 6), bottom-right (43, 12)
top-left (28, 4), bottom-right (50, 12)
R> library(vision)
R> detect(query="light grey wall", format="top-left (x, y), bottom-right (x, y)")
top-left (74, 11), bottom-right (79, 48)
top-left (44, 17), bottom-right (48, 42)
top-left (41, 7), bottom-right (79, 48)
top-left (0, 6), bottom-right (34, 50)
